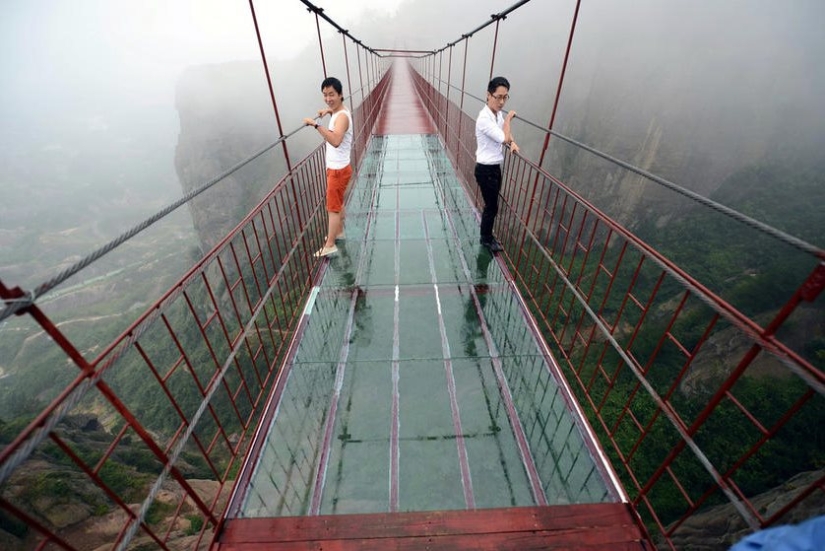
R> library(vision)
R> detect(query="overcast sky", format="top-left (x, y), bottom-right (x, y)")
top-left (2, 0), bottom-right (823, 284)
top-left (0, 0), bottom-right (407, 137)
top-left (3, 0), bottom-right (822, 187)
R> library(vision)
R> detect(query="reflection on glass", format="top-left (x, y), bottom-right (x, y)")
top-left (474, 246), bottom-right (494, 286)
top-left (352, 286), bottom-right (372, 349)
top-left (461, 246), bottom-right (495, 356)
top-left (328, 240), bottom-right (356, 288)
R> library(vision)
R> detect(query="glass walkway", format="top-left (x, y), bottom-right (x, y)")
top-left (216, 63), bottom-right (642, 549)
top-left (235, 122), bottom-right (622, 519)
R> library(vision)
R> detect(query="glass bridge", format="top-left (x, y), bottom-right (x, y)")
top-left (214, 62), bottom-right (643, 549)
top-left (238, 132), bottom-right (618, 516)
top-left (3, 4), bottom-right (823, 550)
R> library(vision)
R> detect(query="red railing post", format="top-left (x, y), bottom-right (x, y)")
top-left (314, 11), bottom-right (327, 77)
top-left (248, 0), bottom-right (293, 174)
top-left (537, 0), bottom-right (582, 170)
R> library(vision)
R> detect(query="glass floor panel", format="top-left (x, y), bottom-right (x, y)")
top-left (238, 134), bottom-right (620, 518)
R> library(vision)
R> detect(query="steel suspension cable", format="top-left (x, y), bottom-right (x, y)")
top-left (248, 0), bottom-right (293, 173)
top-left (0, 126), bottom-right (307, 323)
top-left (299, 0), bottom-right (377, 56)
top-left (436, 81), bottom-right (825, 261)
top-left (434, 0), bottom-right (532, 55)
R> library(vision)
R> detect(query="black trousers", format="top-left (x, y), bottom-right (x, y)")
top-left (474, 163), bottom-right (501, 241)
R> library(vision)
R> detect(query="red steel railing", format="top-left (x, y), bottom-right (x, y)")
top-left (410, 66), bottom-right (825, 548)
top-left (0, 67), bottom-right (389, 551)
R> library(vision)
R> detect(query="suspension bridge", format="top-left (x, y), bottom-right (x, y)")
top-left (1, 1), bottom-right (823, 550)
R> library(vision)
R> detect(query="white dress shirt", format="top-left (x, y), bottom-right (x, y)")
top-left (475, 105), bottom-right (506, 165)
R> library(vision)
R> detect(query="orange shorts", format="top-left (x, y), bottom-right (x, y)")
top-left (326, 165), bottom-right (353, 213)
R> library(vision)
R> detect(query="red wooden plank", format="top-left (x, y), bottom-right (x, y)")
top-left (218, 533), bottom-right (643, 551)
top-left (216, 523), bottom-right (642, 550)
top-left (214, 503), bottom-right (646, 550)
top-left (219, 504), bottom-right (634, 542)
top-left (375, 63), bottom-right (436, 135)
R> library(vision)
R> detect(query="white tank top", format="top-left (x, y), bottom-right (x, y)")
top-left (326, 109), bottom-right (353, 169)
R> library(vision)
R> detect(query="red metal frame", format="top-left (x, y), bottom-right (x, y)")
top-left (0, 146), bottom-right (324, 549)
top-left (410, 64), bottom-right (825, 548)
top-left (0, 35), bottom-right (390, 551)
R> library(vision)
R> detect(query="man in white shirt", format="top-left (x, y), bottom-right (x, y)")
top-left (304, 76), bottom-right (353, 258)
top-left (474, 76), bottom-right (519, 253)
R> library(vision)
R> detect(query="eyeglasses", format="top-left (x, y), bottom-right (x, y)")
top-left (491, 93), bottom-right (509, 102)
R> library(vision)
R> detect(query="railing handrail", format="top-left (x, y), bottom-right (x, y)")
top-left (411, 65), bottom-right (825, 548)
top-left (0, 128), bottom-right (296, 324)
top-left (430, 76), bottom-right (825, 262)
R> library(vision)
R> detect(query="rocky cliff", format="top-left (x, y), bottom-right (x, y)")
top-left (0, 414), bottom-right (231, 551)
top-left (664, 470), bottom-right (825, 550)
top-left (512, 3), bottom-right (825, 237)
top-left (173, 56), bottom-right (330, 256)
top-left (174, 62), bottom-right (289, 255)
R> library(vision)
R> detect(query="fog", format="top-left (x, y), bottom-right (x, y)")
top-left (385, 0), bottom-right (825, 240)
top-left (0, 0), bottom-right (405, 291)
top-left (1, 0), bottom-right (823, 419)
top-left (2, 0), bottom-right (824, 291)
top-left (1, 0), bottom-right (403, 135)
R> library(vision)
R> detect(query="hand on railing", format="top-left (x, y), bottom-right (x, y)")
top-left (504, 110), bottom-right (519, 154)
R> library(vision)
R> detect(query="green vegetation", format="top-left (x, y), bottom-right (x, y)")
top-left (0, 227), bottom-right (309, 540)
top-left (145, 500), bottom-right (175, 526)
top-left (186, 514), bottom-right (205, 535)
top-left (515, 157), bottom-right (825, 529)
top-left (638, 159), bottom-right (825, 316)
top-left (99, 462), bottom-right (149, 502)
top-left (0, 415), bottom-right (36, 444)
top-left (0, 225), bottom-right (201, 421)
top-left (32, 471), bottom-right (74, 498)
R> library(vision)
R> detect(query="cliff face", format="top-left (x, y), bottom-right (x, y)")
top-left (665, 470), bottom-right (825, 550)
top-left (516, 3), bottom-right (825, 236)
top-left (174, 62), bottom-right (285, 255)
top-left (0, 415), bottom-right (228, 551)
top-left (543, 75), bottom-right (778, 234)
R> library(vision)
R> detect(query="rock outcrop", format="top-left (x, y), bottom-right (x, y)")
top-left (174, 61), bottom-right (282, 255)
top-left (0, 414), bottom-right (230, 551)
top-left (664, 470), bottom-right (825, 550)
top-left (173, 56), bottom-right (327, 256)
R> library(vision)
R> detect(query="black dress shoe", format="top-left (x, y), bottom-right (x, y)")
top-left (480, 238), bottom-right (503, 253)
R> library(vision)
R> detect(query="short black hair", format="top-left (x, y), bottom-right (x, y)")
top-left (487, 76), bottom-right (510, 94)
top-left (321, 77), bottom-right (343, 95)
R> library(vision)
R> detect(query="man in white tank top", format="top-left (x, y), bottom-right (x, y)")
top-left (304, 77), bottom-right (353, 257)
